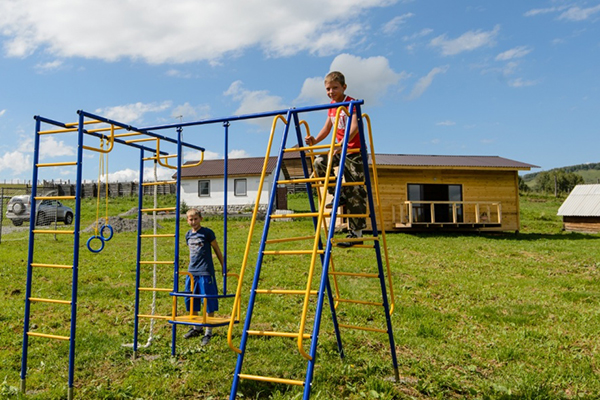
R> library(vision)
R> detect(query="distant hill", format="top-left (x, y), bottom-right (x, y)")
top-left (523, 162), bottom-right (600, 188)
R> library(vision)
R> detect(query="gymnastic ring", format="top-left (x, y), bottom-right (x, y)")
top-left (100, 224), bottom-right (114, 241)
top-left (87, 235), bottom-right (105, 253)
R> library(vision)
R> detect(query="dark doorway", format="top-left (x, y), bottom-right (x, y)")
top-left (407, 184), bottom-right (463, 223)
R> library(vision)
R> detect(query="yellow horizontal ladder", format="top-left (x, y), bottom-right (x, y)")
top-left (142, 180), bottom-right (177, 186)
top-left (34, 196), bottom-right (76, 201)
top-left (36, 161), bottom-right (77, 168)
top-left (26, 296), bottom-right (73, 341)
top-left (238, 374), bottom-right (305, 387)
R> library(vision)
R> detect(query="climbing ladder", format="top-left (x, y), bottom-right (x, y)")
top-left (227, 100), bottom-right (399, 399)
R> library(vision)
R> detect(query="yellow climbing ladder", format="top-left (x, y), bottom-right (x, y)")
top-left (227, 102), bottom-right (398, 400)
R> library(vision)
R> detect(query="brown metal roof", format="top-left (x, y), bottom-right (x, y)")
top-left (179, 157), bottom-right (279, 178)
top-left (179, 153), bottom-right (538, 178)
top-left (372, 154), bottom-right (538, 170)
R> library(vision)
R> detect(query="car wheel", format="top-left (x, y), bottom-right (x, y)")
top-left (64, 212), bottom-right (73, 225)
top-left (11, 219), bottom-right (23, 226)
top-left (36, 211), bottom-right (46, 226)
top-left (12, 201), bottom-right (25, 215)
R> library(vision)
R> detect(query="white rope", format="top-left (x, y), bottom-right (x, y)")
top-left (123, 161), bottom-right (159, 349)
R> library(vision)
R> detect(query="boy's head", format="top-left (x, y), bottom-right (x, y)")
top-left (186, 208), bottom-right (202, 230)
top-left (324, 71), bottom-right (347, 103)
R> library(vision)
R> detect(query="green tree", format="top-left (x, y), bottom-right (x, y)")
top-left (535, 170), bottom-right (584, 195)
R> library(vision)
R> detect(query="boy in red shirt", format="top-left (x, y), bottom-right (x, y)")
top-left (305, 71), bottom-right (367, 247)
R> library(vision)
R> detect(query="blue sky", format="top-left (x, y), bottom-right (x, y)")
top-left (0, 0), bottom-right (599, 183)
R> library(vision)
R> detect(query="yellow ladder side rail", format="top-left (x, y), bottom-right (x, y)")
top-left (227, 115), bottom-right (287, 354)
top-left (338, 323), bottom-right (387, 334)
top-left (30, 263), bottom-right (72, 269)
top-left (363, 113), bottom-right (395, 315)
top-left (238, 374), bottom-right (305, 387)
top-left (301, 121), bottom-right (343, 312)
top-left (34, 196), bottom-right (76, 200)
top-left (36, 161), bottom-right (77, 168)
top-left (27, 332), bottom-right (70, 341)
top-left (297, 107), bottom-right (348, 361)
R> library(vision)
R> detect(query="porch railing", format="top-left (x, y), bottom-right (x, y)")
top-left (392, 201), bottom-right (502, 227)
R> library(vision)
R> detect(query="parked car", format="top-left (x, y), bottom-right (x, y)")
top-left (5, 195), bottom-right (74, 226)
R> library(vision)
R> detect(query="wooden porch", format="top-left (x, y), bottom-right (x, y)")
top-left (392, 201), bottom-right (502, 229)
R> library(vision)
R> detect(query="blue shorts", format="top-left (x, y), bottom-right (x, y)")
top-left (184, 274), bottom-right (219, 314)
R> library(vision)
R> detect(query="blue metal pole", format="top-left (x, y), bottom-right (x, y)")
top-left (355, 111), bottom-right (400, 381)
top-left (172, 127), bottom-right (184, 356)
top-left (229, 110), bottom-right (294, 399)
top-left (223, 122), bottom-right (230, 294)
top-left (65, 111), bottom-right (86, 399)
top-left (20, 116), bottom-right (42, 394)
top-left (302, 101), bottom-right (359, 399)
top-left (133, 149), bottom-right (146, 355)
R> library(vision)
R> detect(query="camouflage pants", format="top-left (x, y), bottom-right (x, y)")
top-left (313, 152), bottom-right (367, 231)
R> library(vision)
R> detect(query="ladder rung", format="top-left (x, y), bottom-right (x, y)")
top-left (33, 230), bottom-right (75, 235)
top-left (36, 161), bottom-right (77, 167)
top-left (271, 212), bottom-right (330, 219)
top-left (329, 271), bottom-right (379, 278)
top-left (142, 181), bottom-right (177, 186)
top-left (140, 207), bottom-right (176, 212)
top-left (262, 250), bottom-right (324, 255)
top-left (238, 374), bottom-right (305, 386)
top-left (277, 177), bottom-right (325, 185)
top-left (139, 234), bottom-right (176, 238)
top-left (284, 143), bottom-right (340, 152)
top-left (265, 235), bottom-right (315, 244)
top-left (139, 287), bottom-right (172, 292)
top-left (334, 298), bottom-right (383, 307)
top-left (255, 289), bottom-right (318, 295)
top-left (34, 196), bottom-right (76, 200)
top-left (126, 138), bottom-right (155, 143)
top-left (30, 263), bottom-right (73, 269)
top-left (247, 330), bottom-right (311, 339)
top-left (336, 213), bottom-right (370, 218)
top-left (138, 314), bottom-right (172, 320)
top-left (338, 323), bottom-right (387, 334)
top-left (27, 332), bottom-right (70, 341)
top-left (139, 260), bottom-right (174, 265)
top-left (29, 297), bottom-right (71, 305)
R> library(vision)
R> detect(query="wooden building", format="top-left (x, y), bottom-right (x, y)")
top-left (557, 184), bottom-right (600, 233)
top-left (364, 154), bottom-right (537, 233)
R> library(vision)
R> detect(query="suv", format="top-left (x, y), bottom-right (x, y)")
top-left (5, 195), bottom-right (74, 226)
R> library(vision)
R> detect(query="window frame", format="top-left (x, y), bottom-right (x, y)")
top-left (234, 178), bottom-right (247, 197)
top-left (198, 180), bottom-right (210, 197)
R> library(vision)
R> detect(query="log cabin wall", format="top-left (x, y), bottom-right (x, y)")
top-left (366, 167), bottom-right (520, 232)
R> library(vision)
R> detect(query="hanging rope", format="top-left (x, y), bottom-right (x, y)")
top-left (87, 138), bottom-right (113, 252)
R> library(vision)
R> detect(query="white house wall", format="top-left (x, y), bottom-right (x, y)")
top-left (180, 173), bottom-right (278, 208)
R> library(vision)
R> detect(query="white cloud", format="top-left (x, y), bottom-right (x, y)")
top-left (171, 103), bottom-right (211, 121)
top-left (229, 149), bottom-right (250, 159)
top-left (436, 120), bottom-right (456, 126)
top-left (558, 5), bottom-right (600, 21)
top-left (0, 109), bottom-right (6, 117)
top-left (402, 28), bottom-right (434, 42)
top-left (430, 25), bottom-right (500, 56)
top-left (296, 54), bottom-right (406, 106)
top-left (95, 101), bottom-right (172, 124)
top-left (495, 46), bottom-right (532, 61)
top-left (508, 78), bottom-right (539, 88)
top-left (381, 13), bottom-right (414, 35)
top-left (524, 7), bottom-right (564, 17)
top-left (224, 81), bottom-right (288, 129)
top-left (39, 136), bottom-right (76, 159)
top-left (166, 69), bottom-right (192, 79)
top-left (34, 59), bottom-right (63, 73)
top-left (0, 0), bottom-right (394, 63)
top-left (184, 149), bottom-right (221, 163)
top-left (0, 150), bottom-right (31, 175)
top-left (408, 65), bottom-right (449, 100)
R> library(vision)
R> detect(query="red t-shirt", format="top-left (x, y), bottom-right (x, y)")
top-left (328, 96), bottom-right (361, 149)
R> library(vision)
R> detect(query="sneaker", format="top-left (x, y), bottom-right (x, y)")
top-left (201, 333), bottom-right (213, 346)
top-left (184, 328), bottom-right (202, 339)
top-left (325, 198), bottom-right (346, 209)
top-left (337, 232), bottom-right (363, 248)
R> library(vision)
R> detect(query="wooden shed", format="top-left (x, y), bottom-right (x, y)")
top-left (557, 184), bottom-right (600, 233)
top-left (284, 153), bottom-right (538, 233)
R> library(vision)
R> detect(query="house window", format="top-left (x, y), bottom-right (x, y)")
top-left (234, 179), bottom-right (247, 196)
top-left (198, 180), bottom-right (210, 197)
top-left (407, 184), bottom-right (463, 223)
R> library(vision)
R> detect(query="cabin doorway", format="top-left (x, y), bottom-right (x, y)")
top-left (407, 184), bottom-right (463, 223)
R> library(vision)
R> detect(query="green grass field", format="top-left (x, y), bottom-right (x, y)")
top-left (1, 193), bottom-right (599, 399)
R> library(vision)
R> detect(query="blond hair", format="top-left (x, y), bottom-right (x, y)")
top-left (325, 71), bottom-right (346, 86)
top-left (186, 208), bottom-right (202, 218)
